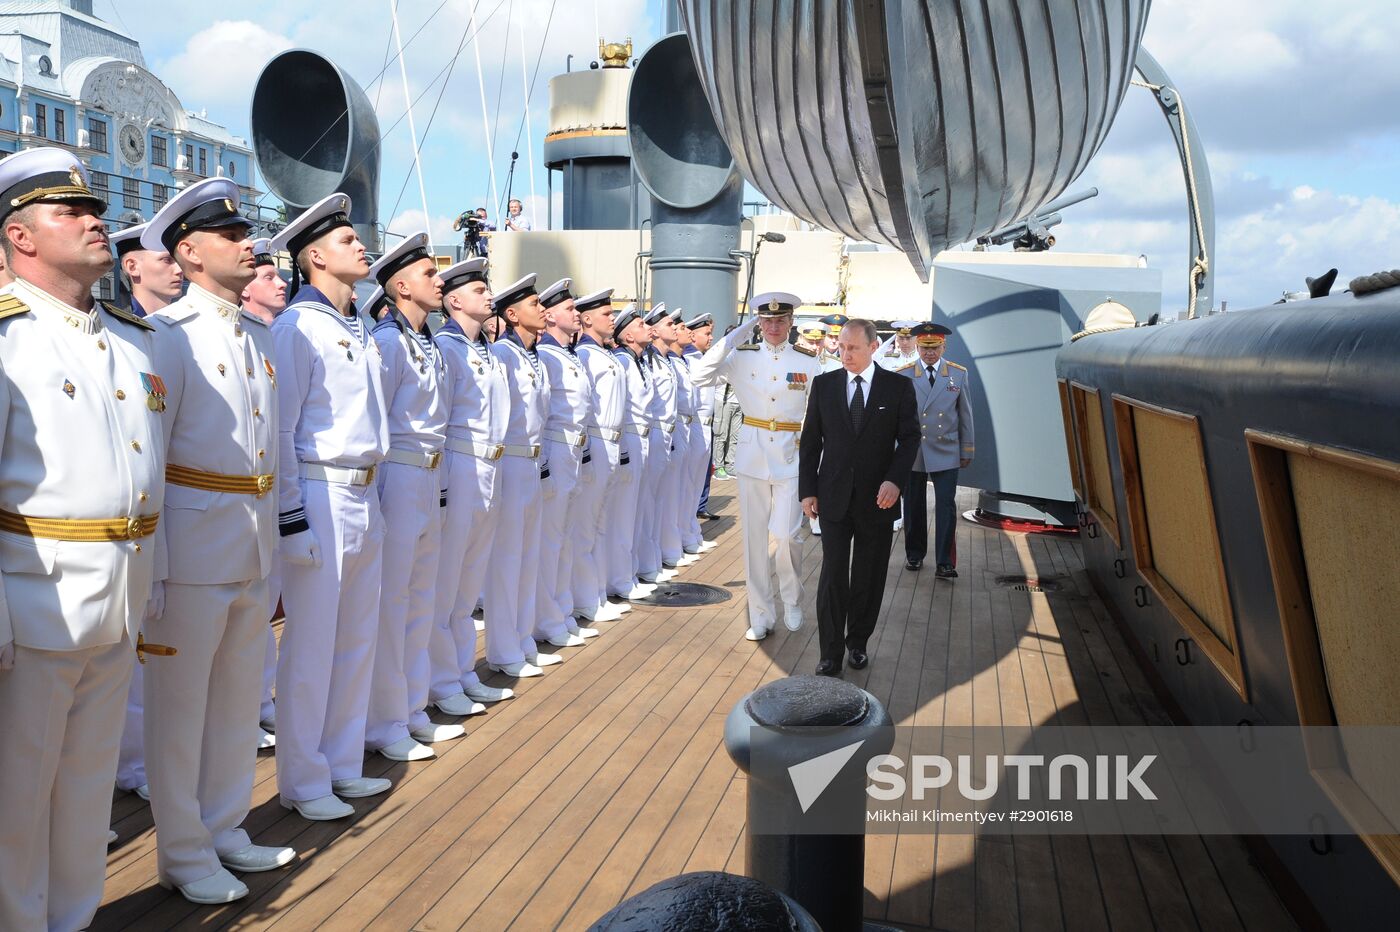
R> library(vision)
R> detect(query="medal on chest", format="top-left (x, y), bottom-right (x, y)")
top-left (264, 358), bottom-right (277, 387)
top-left (140, 372), bottom-right (168, 411)
top-left (337, 339), bottom-right (354, 361)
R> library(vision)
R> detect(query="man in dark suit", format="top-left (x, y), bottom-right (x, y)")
top-left (799, 319), bottom-right (921, 676)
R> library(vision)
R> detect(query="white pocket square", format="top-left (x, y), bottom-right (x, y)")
top-left (877, 405), bottom-right (887, 410)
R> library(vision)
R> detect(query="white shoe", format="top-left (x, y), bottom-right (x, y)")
top-left (527, 651), bottom-right (565, 667)
top-left (612, 600), bottom-right (633, 614)
top-left (108, 830), bottom-right (118, 846)
top-left (464, 682), bottom-right (515, 703)
top-left (331, 777), bottom-right (391, 798)
top-left (564, 617), bottom-right (582, 635)
top-left (545, 632), bottom-right (587, 648)
top-left (165, 867), bottom-right (247, 905)
top-left (282, 794), bottom-right (354, 821)
top-left (783, 605), bottom-right (804, 631)
top-left (487, 660), bottom-right (544, 678)
top-left (699, 540), bottom-right (718, 552)
top-left (259, 717), bottom-right (276, 734)
top-left (677, 553), bottom-right (700, 566)
top-left (257, 728), bottom-right (276, 750)
top-left (133, 783), bottom-right (150, 801)
top-left (590, 602), bottom-right (625, 622)
top-left (576, 625), bottom-right (600, 639)
top-left (433, 693), bottom-right (487, 716)
top-left (411, 722), bottom-right (466, 744)
top-left (612, 584), bottom-right (653, 601)
top-left (220, 843), bottom-right (296, 873)
top-left (377, 736), bottom-right (435, 761)
top-left (474, 618), bottom-right (485, 632)
top-left (656, 568), bottom-right (679, 582)
top-left (745, 626), bottom-right (770, 641)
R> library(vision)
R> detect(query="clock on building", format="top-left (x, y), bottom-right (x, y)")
top-left (118, 123), bottom-right (145, 165)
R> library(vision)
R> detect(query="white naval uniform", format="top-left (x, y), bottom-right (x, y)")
top-left (143, 285), bottom-right (278, 887)
top-left (365, 312), bottom-right (447, 750)
top-left (0, 279), bottom-right (164, 932)
top-left (609, 347), bottom-right (653, 593)
top-left (484, 330), bottom-right (550, 664)
top-left (574, 336), bottom-right (625, 613)
top-left (536, 334), bottom-right (593, 638)
top-left (272, 288), bottom-right (389, 802)
top-left (673, 350), bottom-right (705, 553)
top-left (429, 321), bottom-right (509, 700)
top-left (659, 351), bottom-right (691, 565)
top-left (639, 348), bottom-right (676, 576)
top-left (876, 339), bottom-right (918, 372)
top-left (691, 326), bottom-right (820, 631)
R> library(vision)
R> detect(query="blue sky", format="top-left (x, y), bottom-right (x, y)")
top-left (105, 0), bottom-right (1400, 312)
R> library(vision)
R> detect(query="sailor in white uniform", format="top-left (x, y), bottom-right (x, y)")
top-left (536, 279), bottom-right (598, 646)
top-left (0, 147), bottom-right (168, 932)
top-left (363, 233), bottom-right (459, 763)
top-left (678, 313), bottom-right (715, 556)
top-left (429, 258), bottom-right (515, 711)
top-left (139, 179), bottom-right (294, 905)
top-left (686, 314), bottom-right (722, 530)
top-left (661, 306), bottom-right (697, 567)
top-left (692, 292), bottom-right (820, 639)
top-left (876, 319), bottom-right (921, 371)
top-left (607, 306), bottom-right (659, 602)
top-left (270, 194), bottom-right (392, 821)
top-left (637, 305), bottom-right (678, 583)
top-left (571, 289), bottom-right (629, 622)
top-left (484, 275), bottom-right (560, 678)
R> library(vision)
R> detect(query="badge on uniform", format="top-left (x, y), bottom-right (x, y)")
top-left (62, 378), bottom-right (76, 398)
top-left (338, 339), bottom-right (354, 361)
top-left (140, 372), bottom-right (167, 411)
top-left (786, 372), bottom-right (808, 390)
top-left (264, 357), bottom-right (277, 386)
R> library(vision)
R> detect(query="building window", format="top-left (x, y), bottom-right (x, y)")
top-left (88, 117), bottom-right (107, 152)
top-left (198, 148), bottom-right (207, 176)
top-left (151, 184), bottom-right (168, 209)
top-left (228, 161), bottom-right (236, 179)
top-left (54, 109), bottom-right (65, 143)
top-left (183, 143), bottom-right (193, 171)
top-left (123, 177), bottom-right (140, 211)
top-left (35, 103), bottom-right (46, 138)
top-left (98, 275), bottom-right (113, 301)
top-left (90, 170), bottom-right (109, 200)
top-left (151, 135), bottom-right (167, 167)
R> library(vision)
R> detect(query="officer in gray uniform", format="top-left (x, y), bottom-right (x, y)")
top-left (900, 322), bottom-right (974, 577)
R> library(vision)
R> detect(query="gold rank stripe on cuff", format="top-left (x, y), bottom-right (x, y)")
top-left (166, 464), bottom-right (275, 496)
top-left (0, 509), bottom-right (158, 541)
top-left (742, 415), bottom-right (803, 432)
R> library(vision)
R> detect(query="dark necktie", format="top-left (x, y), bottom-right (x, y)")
top-left (850, 375), bottom-right (865, 432)
top-left (929, 368), bottom-right (937, 387)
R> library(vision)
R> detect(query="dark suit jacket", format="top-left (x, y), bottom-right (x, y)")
top-left (798, 365), bottom-right (921, 524)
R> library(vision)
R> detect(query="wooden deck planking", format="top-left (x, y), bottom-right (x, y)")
top-left (90, 487), bottom-right (1295, 931)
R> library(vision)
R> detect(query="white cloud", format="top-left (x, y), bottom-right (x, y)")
top-left (156, 21), bottom-right (294, 116)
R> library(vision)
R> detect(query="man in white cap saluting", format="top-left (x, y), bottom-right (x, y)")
top-left (876, 319), bottom-right (921, 371)
top-left (536, 278), bottom-right (598, 648)
top-left (678, 312), bottom-right (718, 553)
top-left (363, 233), bottom-right (459, 763)
top-left (483, 273), bottom-right (560, 677)
top-left (692, 292), bottom-right (820, 639)
top-left (571, 288), bottom-right (629, 623)
top-left (139, 177), bottom-right (294, 904)
top-left (0, 146), bottom-right (169, 930)
top-left (637, 304), bottom-right (678, 585)
top-left (429, 257), bottom-right (515, 711)
top-left (269, 193), bottom-right (391, 820)
top-left (607, 304), bottom-right (658, 602)
top-left (110, 221), bottom-right (184, 319)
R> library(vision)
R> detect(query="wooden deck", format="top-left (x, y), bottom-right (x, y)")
top-left (95, 486), bottom-right (1296, 931)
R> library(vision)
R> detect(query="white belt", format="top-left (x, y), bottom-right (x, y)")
top-left (300, 462), bottom-right (378, 486)
top-left (543, 427), bottom-right (587, 448)
top-left (501, 443), bottom-right (542, 459)
top-left (446, 437), bottom-right (504, 461)
top-left (588, 426), bottom-right (622, 443)
top-left (622, 424), bottom-right (648, 437)
top-left (384, 448), bottom-right (444, 470)
top-left (649, 421), bottom-right (675, 435)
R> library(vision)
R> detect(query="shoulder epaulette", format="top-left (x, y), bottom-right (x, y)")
top-left (895, 360), bottom-right (916, 372)
top-left (101, 300), bottom-right (155, 331)
top-left (793, 344), bottom-right (817, 357)
top-left (736, 343), bottom-right (760, 351)
top-left (947, 361), bottom-right (967, 371)
top-left (0, 292), bottom-right (31, 322)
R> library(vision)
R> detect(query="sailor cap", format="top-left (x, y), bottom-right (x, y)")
top-left (683, 312), bottom-right (713, 329)
top-left (440, 256), bottom-right (489, 293)
top-left (667, 305), bottom-right (684, 324)
top-left (270, 192), bottom-right (354, 258)
top-left (142, 176), bottom-right (250, 253)
top-left (252, 237), bottom-right (276, 267)
top-left (751, 291), bottom-right (801, 317)
top-left (110, 222), bottom-right (156, 258)
top-left (362, 284), bottom-right (391, 318)
top-left (0, 147), bottom-right (105, 222)
top-left (491, 273), bottom-right (538, 312)
top-left (612, 302), bottom-right (643, 340)
top-left (643, 302), bottom-right (668, 326)
top-left (539, 278), bottom-right (574, 308)
top-left (368, 231), bottom-right (433, 287)
top-left (575, 287), bottom-right (615, 312)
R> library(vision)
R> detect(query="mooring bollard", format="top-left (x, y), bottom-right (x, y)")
top-left (724, 675), bottom-right (894, 931)
top-left (587, 870), bottom-right (819, 931)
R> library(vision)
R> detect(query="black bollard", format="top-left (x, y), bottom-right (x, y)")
top-left (587, 870), bottom-right (820, 931)
top-left (724, 675), bottom-right (895, 932)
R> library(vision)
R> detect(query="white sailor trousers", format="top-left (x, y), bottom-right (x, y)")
top-left (636, 426), bottom-right (668, 577)
top-left (607, 431), bottom-right (647, 593)
top-left (144, 576), bottom-right (269, 886)
top-left (659, 426), bottom-right (688, 564)
top-left (736, 473), bottom-right (804, 629)
top-left (572, 436), bottom-right (618, 612)
top-left (0, 636), bottom-right (131, 932)
top-left (483, 455), bottom-right (544, 664)
top-left (682, 419), bottom-right (709, 550)
top-left (536, 438), bottom-right (582, 639)
top-left (430, 449), bottom-right (501, 698)
top-left (366, 460), bottom-right (443, 749)
top-left (276, 478), bottom-right (384, 802)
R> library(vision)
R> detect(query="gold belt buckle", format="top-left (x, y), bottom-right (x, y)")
top-left (256, 474), bottom-right (273, 496)
top-left (531, 444), bottom-right (542, 458)
top-left (364, 464), bottom-right (377, 486)
top-left (768, 418), bottom-right (779, 431)
top-left (125, 516), bottom-right (142, 540)
top-left (428, 451), bottom-right (443, 470)
top-left (575, 433), bottom-right (586, 448)
top-left (490, 444), bottom-right (504, 461)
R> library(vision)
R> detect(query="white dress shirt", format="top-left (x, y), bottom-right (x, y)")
top-left (845, 361), bottom-right (877, 405)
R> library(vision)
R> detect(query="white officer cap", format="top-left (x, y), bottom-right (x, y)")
top-left (750, 291), bottom-right (801, 317)
top-left (368, 231), bottom-right (433, 287)
top-left (491, 273), bottom-right (537, 312)
top-left (270, 192), bottom-right (353, 258)
top-left (538, 277), bottom-right (574, 309)
top-left (110, 222), bottom-right (156, 258)
top-left (0, 146), bottom-right (105, 222)
top-left (684, 312), bottom-right (713, 329)
top-left (575, 287), bottom-right (615, 313)
top-left (440, 256), bottom-right (489, 294)
top-left (252, 237), bottom-right (276, 266)
top-left (643, 301), bottom-right (668, 326)
top-left (891, 319), bottom-right (921, 336)
top-left (142, 176), bottom-right (250, 253)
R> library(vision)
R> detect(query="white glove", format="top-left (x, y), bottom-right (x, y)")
top-left (281, 528), bottom-right (322, 569)
top-left (0, 640), bottom-right (13, 671)
top-left (144, 580), bottom-right (165, 622)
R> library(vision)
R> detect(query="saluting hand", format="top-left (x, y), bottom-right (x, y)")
top-left (876, 480), bottom-right (900, 509)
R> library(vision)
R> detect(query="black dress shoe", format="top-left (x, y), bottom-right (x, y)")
top-left (905, 558), bottom-right (922, 571)
top-left (848, 649), bottom-right (868, 670)
top-left (815, 659), bottom-right (842, 677)
top-left (936, 564), bottom-right (958, 578)
top-left (696, 511), bottom-right (718, 520)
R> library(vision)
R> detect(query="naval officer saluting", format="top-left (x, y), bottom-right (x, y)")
top-left (0, 147), bottom-right (169, 931)
top-left (364, 233), bottom-right (460, 763)
top-left (692, 292), bottom-right (820, 640)
top-left (140, 178), bottom-right (294, 904)
top-left (270, 194), bottom-right (392, 820)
